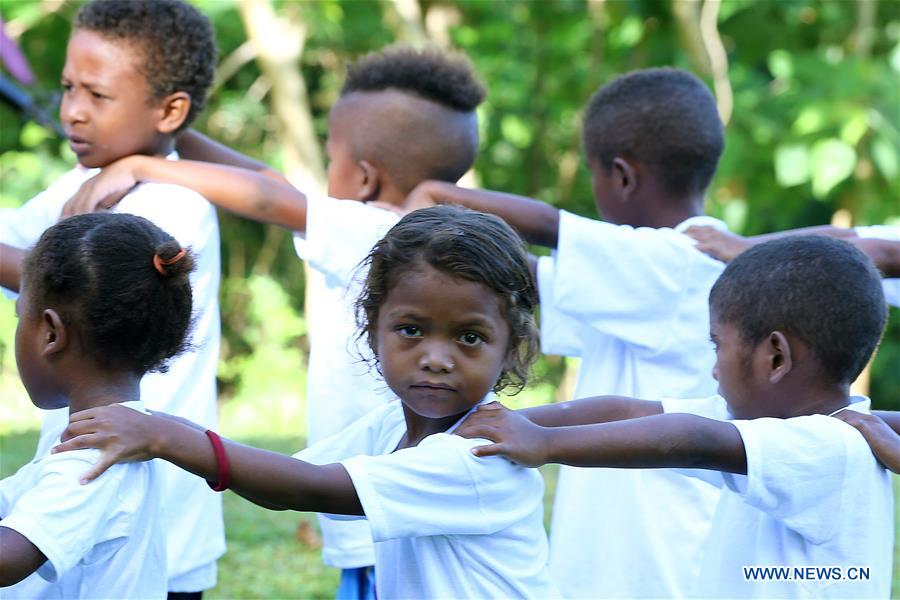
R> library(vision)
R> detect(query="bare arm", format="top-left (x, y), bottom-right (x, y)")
top-left (0, 527), bottom-right (46, 586)
top-left (685, 225), bottom-right (858, 263)
top-left (0, 243), bottom-right (23, 292)
top-left (520, 395), bottom-right (662, 427)
top-left (850, 238), bottom-right (900, 278)
top-left (405, 180), bottom-right (561, 248)
top-left (175, 129), bottom-right (290, 185)
top-left (52, 405), bottom-right (363, 515)
top-left (62, 155), bottom-right (309, 231)
top-left (457, 402), bottom-right (746, 472)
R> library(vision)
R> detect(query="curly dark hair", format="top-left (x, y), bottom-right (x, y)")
top-left (583, 67), bottom-right (724, 197)
top-left (22, 213), bottom-right (196, 375)
top-left (342, 45), bottom-right (485, 111)
top-left (75, 0), bottom-right (216, 130)
top-left (709, 236), bottom-right (887, 386)
top-left (355, 205), bottom-right (539, 395)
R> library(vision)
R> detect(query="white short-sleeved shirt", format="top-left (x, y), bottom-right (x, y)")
top-left (662, 395), bottom-right (893, 599)
top-left (292, 196), bottom-right (399, 568)
top-left (0, 157), bottom-right (224, 591)
top-left (539, 211), bottom-right (727, 598)
top-left (0, 401), bottom-right (166, 599)
top-left (855, 225), bottom-right (900, 307)
top-left (293, 400), bottom-right (557, 599)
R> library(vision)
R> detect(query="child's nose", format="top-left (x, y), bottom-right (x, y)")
top-left (61, 93), bottom-right (87, 125)
top-left (418, 343), bottom-right (454, 373)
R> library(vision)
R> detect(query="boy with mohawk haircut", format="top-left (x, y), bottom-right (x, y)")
top-left (62, 45), bottom-right (487, 597)
top-left (0, 0), bottom-right (224, 597)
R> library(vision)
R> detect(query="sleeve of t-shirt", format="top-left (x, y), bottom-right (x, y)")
top-left (341, 433), bottom-right (543, 541)
top-left (728, 415), bottom-right (871, 544)
top-left (546, 210), bottom-right (721, 352)
top-left (293, 196), bottom-right (400, 288)
top-left (855, 225), bottom-right (900, 307)
top-left (293, 402), bottom-right (400, 465)
top-left (0, 451), bottom-right (133, 582)
top-left (536, 256), bottom-right (586, 357)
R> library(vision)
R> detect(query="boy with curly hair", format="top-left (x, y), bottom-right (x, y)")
top-left (0, 1), bottom-right (223, 596)
top-left (61, 45), bottom-right (487, 597)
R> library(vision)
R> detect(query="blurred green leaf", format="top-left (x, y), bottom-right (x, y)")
top-left (810, 138), bottom-right (856, 198)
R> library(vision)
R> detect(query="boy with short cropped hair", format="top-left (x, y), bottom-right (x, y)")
top-left (458, 235), bottom-right (894, 599)
top-left (399, 67), bottom-right (727, 598)
top-left (0, 1), bottom-right (224, 596)
top-left (61, 46), bottom-right (486, 594)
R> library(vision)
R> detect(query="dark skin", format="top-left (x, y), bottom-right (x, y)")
top-left (685, 225), bottom-right (900, 278)
top-left (456, 325), bottom-right (854, 474)
top-left (396, 156), bottom-right (704, 248)
top-left (0, 244), bottom-right (24, 293)
top-left (1, 295), bottom-right (142, 586)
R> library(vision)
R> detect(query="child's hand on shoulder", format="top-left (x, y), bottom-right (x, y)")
top-left (62, 156), bottom-right (141, 218)
top-left (52, 404), bottom-right (161, 484)
top-left (455, 401), bottom-right (552, 468)
top-left (832, 410), bottom-right (900, 474)
top-left (684, 226), bottom-right (752, 263)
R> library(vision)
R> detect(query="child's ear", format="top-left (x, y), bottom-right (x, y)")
top-left (358, 160), bottom-right (381, 202)
top-left (156, 91), bottom-right (192, 135)
top-left (612, 157), bottom-right (638, 200)
top-left (766, 331), bottom-right (792, 384)
top-left (40, 309), bottom-right (68, 358)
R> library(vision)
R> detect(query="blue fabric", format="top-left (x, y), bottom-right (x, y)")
top-left (336, 566), bottom-right (376, 600)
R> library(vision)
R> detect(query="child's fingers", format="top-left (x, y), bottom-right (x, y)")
top-left (471, 442), bottom-right (507, 458)
top-left (78, 457), bottom-right (117, 485)
top-left (97, 189), bottom-right (129, 211)
top-left (51, 433), bottom-right (102, 455)
top-left (68, 407), bottom-right (105, 423)
top-left (475, 400), bottom-right (505, 412)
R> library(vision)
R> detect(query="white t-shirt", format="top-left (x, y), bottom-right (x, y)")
top-left (292, 195), bottom-right (399, 568)
top-left (539, 211), bottom-right (727, 598)
top-left (662, 395), bottom-right (893, 599)
top-left (0, 157), bottom-right (224, 592)
top-left (293, 400), bottom-right (557, 599)
top-left (855, 225), bottom-right (900, 307)
top-left (0, 401), bottom-right (166, 599)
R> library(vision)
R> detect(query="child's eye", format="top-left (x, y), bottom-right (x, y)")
top-left (459, 331), bottom-right (485, 346)
top-left (61, 82), bottom-right (73, 93)
top-left (90, 91), bottom-right (108, 100)
top-left (397, 325), bottom-right (422, 338)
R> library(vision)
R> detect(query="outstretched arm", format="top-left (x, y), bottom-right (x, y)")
top-left (457, 401), bottom-right (746, 473)
top-left (0, 528), bottom-right (46, 587)
top-left (62, 155), bottom-right (309, 231)
top-left (520, 395), bottom-right (662, 427)
top-left (0, 243), bottom-right (23, 293)
top-left (404, 180), bottom-right (561, 248)
top-left (175, 129), bottom-right (290, 185)
top-left (685, 225), bottom-right (858, 263)
top-left (52, 405), bottom-right (363, 515)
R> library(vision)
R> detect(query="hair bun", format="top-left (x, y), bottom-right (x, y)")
top-left (153, 240), bottom-right (195, 277)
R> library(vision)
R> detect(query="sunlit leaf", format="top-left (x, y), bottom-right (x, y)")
top-left (774, 144), bottom-right (810, 187)
top-left (810, 138), bottom-right (856, 198)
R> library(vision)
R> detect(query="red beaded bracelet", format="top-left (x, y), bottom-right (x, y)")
top-left (205, 430), bottom-right (230, 492)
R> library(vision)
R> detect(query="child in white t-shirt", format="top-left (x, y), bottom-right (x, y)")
top-left (53, 206), bottom-right (558, 599)
top-left (1, 213), bottom-right (199, 598)
top-left (57, 47), bottom-right (487, 591)
top-left (457, 235), bottom-right (894, 599)
top-left (0, 2), bottom-right (224, 593)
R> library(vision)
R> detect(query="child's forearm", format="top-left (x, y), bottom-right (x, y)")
top-left (126, 155), bottom-right (308, 231)
top-left (175, 130), bottom-right (290, 185)
top-left (851, 238), bottom-right (900, 278)
top-left (521, 396), bottom-right (663, 428)
top-left (416, 180), bottom-right (560, 248)
top-left (540, 413), bottom-right (747, 473)
top-left (151, 420), bottom-right (363, 515)
top-left (0, 527), bottom-right (47, 586)
top-left (872, 410), bottom-right (900, 434)
top-left (0, 244), bottom-right (23, 292)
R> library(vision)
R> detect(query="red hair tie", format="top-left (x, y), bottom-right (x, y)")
top-left (153, 249), bottom-right (186, 275)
